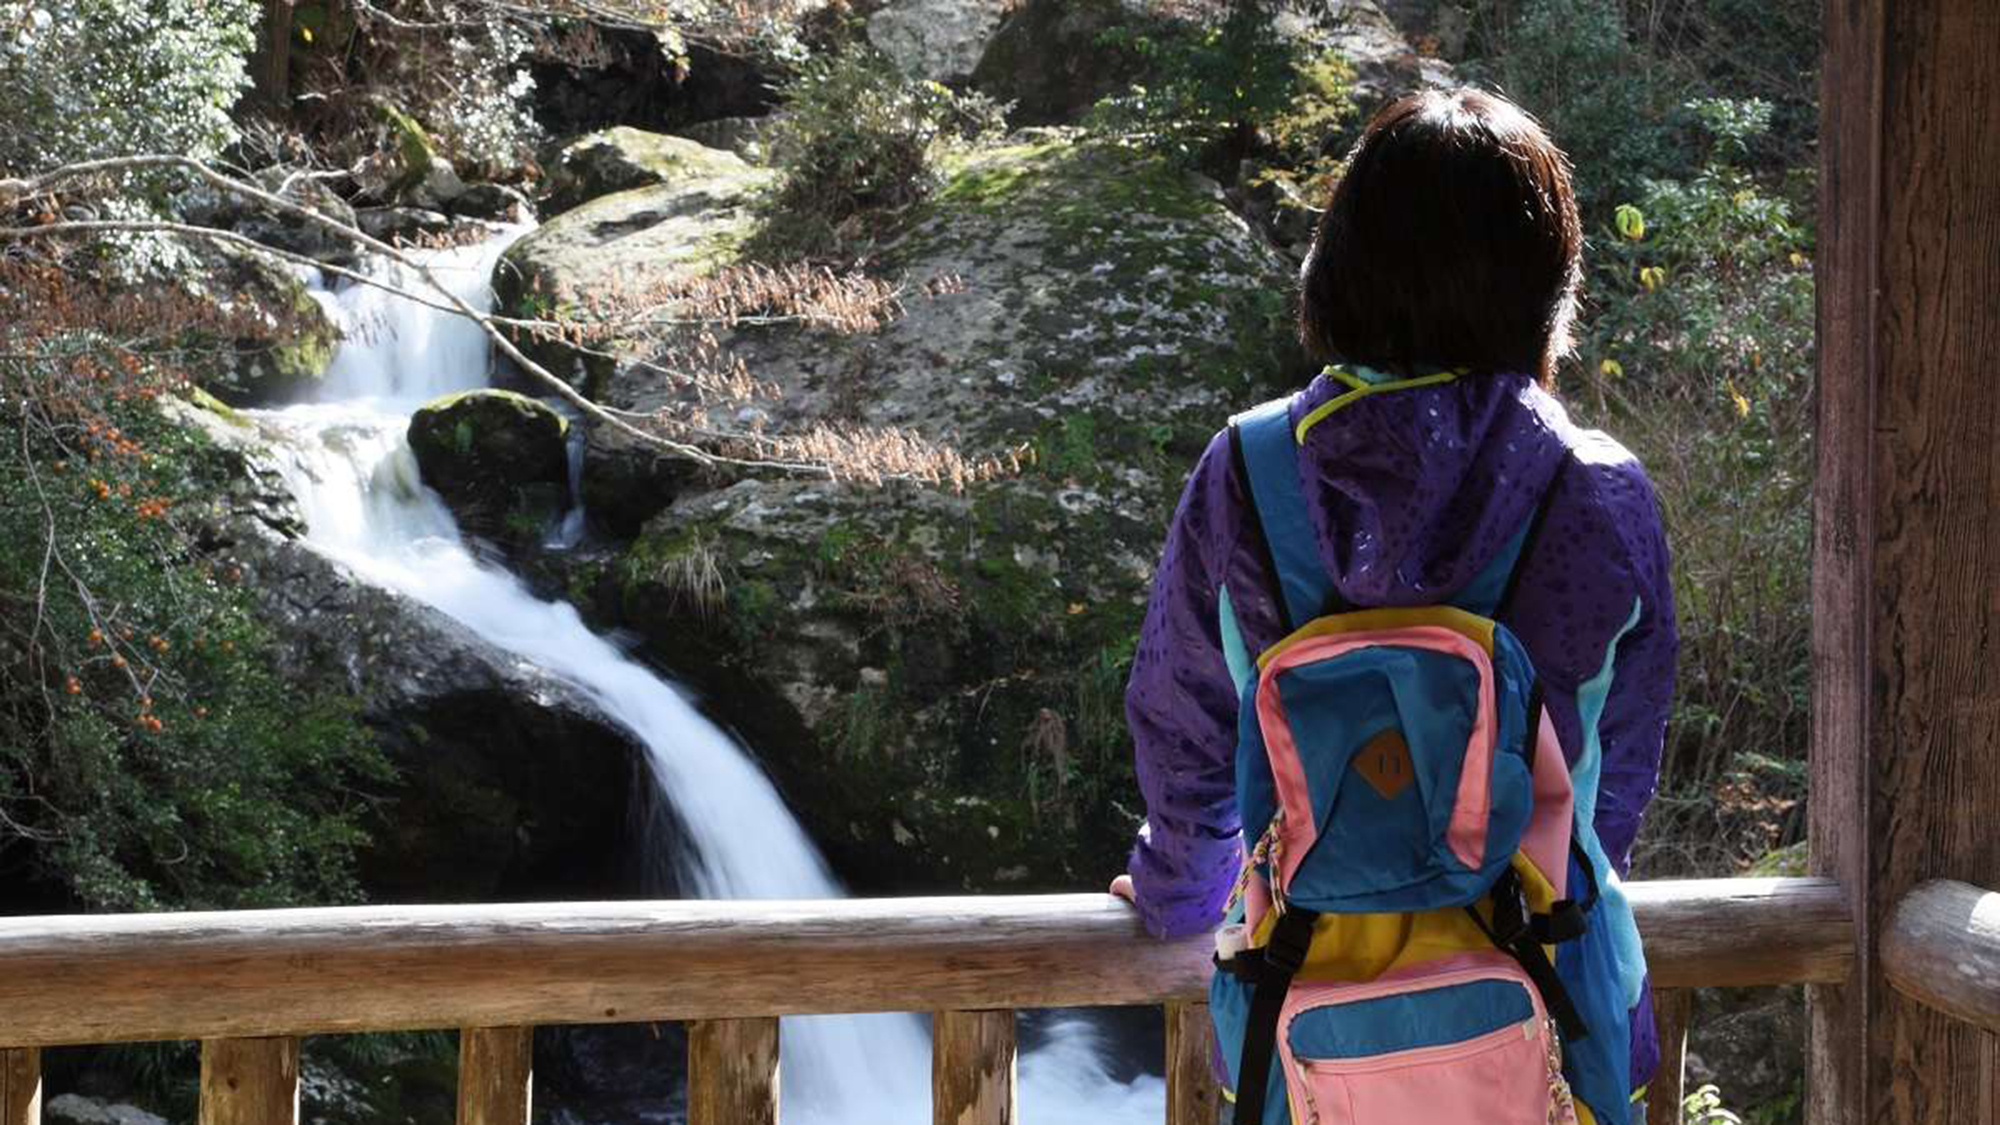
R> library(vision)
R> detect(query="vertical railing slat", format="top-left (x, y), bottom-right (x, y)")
top-left (457, 1026), bottom-right (533, 1125)
top-left (687, 1017), bottom-right (779, 1125)
top-left (199, 1037), bottom-right (300, 1125)
top-left (1165, 1001), bottom-right (1222, 1125)
top-left (932, 1009), bottom-right (1017, 1125)
top-left (1646, 988), bottom-right (1692, 1125)
top-left (1, 1048), bottom-right (41, 1125)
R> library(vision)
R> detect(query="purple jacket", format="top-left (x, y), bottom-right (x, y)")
top-left (1123, 368), bottom-right (1678, 1083)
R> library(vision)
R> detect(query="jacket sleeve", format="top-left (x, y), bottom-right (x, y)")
top-left (1124, 430), bottom-right (1247, 938)
top-left (1591, 506), bottom-right (1679, 875)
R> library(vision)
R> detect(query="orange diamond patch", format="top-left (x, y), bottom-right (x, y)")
top-left (1354, 728), bottom-right (1414, 800)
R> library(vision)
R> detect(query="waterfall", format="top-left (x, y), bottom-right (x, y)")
top-left (251, 234), bottom-right (1166, 1125)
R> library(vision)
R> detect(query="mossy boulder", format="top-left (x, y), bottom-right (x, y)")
top-left (407, 389), bottom-right (570, 542)
top-left (541, 127), bottom-right (757, 216)
top-left (192, 244), bottom-right (342, 408)
top-left (491, 147), bottom-right (769, 394)
top-left (584, 138), bottom-right (1307, 894)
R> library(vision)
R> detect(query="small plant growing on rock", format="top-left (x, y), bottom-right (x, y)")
top-left (758, 46), bottom-right (1008, 255)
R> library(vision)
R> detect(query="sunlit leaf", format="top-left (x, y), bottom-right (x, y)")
top-left (1614, 203), bottom-right (1646, 241)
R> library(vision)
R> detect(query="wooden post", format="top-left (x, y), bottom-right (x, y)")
top-left (457, 1027), bottom-right (533, 1125)
top-left (686, 1017), bottom-right (778, 1125)
top-left (199, 1037), bottom-right (299, 1125)
top-left (932, 1010), bottom-right (1015, 1125)
top-left (1810, 1), bottom-right (2000, 1122)
top-left (1166, 1002), bottom-right (1222, 1125)
top-left (1645, 990), bottom-right (1690, 1125)
top-left (1882, 880), bottom-right (2000, 1034)
top-left (1, 1049), bottom-right (39, 1125)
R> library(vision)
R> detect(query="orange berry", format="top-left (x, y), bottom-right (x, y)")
top-left (110, 654), bottom-right (126, 668)
top-left (87, 628), bottom-right (103, 645)
top-left (64, 676), bottom-right (81, 695)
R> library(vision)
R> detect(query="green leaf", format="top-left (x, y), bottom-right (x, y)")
top-left (1615, 203), bottom-right (1647, 241)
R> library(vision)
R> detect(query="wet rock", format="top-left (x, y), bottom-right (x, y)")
top-left (355, 205), bottom-right (459, 245)
top-left (579, 422), bottom-right (701, 538)
top-left (540, 128), bottom-right (756, 216)
top-left (166, 399), bottom-right (653, 904)
top-left (867, 0), bottom-right (1012, 83)
top-left (407, 389), bottom-right (571, 542)
top-left (450, 183), bottom-right (535, 224)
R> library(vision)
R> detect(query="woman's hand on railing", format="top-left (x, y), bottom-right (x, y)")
top-left (1109, 874), bottom-right (1136, 902)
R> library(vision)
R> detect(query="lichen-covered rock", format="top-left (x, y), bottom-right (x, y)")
top-left (585, 138), bottom-right (1307, 893)
top-left (867, 0), bottom-right (1012, 83)
top-left (407, 389), bottom-right (571, 541)
top-left (491, 152), bottom-right (769, 392)
top-left (541, 127), bottom-right (756, 216)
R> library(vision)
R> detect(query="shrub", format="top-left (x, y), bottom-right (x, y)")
top-left (1580, 100), bottom-right (1814, 874)
top-left (1461, 0), bottom-right (1690, 219)
top-left (0, 266), bottom-right (391, 910)
top-left (0, 0), bottom-right (258, 177)
top-left (1085, 2), bottom-right (1311, 172)
top-left (758, 46), bottom-right (1007, 253)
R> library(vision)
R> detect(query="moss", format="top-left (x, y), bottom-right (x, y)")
top-left (181, 386), bottom-right (248, 428)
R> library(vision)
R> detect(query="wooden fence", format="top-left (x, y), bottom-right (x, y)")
top-left (12, 874), bottom-right (1988, 1123)
top-left (0, 876), bottom-right (1874, 1125)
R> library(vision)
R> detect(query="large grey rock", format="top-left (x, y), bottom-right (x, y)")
top-left (578, 138), bottom-right (1307, 893)
top-left (867, 0), bottom-right (1012, 83)
top-left (541, 127), bottom-right (755, 216)
top-left (491, 151), bottom-right (769, 394)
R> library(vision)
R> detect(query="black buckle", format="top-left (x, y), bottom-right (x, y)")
top-left (1263, 909), bottom-right (1319, 976)
top-left (1530, 900), bottom-right (1588, 944)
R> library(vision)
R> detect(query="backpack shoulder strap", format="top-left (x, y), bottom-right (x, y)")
top-left (1230, 398), bottom-right (1342, 631)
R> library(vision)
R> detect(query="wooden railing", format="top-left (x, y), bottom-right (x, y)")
top-left (0, 877), bottom-right (1856, 1125)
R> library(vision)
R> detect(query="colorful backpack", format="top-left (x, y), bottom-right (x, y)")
top-left (1208, 385), bottom-right (1645, 1125)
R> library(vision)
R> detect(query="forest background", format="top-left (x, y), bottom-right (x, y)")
top-left (0, 0), bottom-right (1818, 1121)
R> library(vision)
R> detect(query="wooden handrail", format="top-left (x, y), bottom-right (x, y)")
top-left (1883, 878), bottom-right (2000, 1034)
top-left (0, 877), bottom-right (1849, 1049)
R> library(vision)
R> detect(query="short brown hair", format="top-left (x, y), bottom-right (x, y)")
top-left (1298, 88), bottom-right (1582, 382)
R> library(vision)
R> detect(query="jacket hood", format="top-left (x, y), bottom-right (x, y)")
top-left (1288, 367), bottom-right (1571, 610)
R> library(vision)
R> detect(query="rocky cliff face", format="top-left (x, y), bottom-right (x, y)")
top-left (491, 133), bottom-right (1307, 892)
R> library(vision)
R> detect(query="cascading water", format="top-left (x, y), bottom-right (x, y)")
top-left (250, 234), bottom-right (1166, 1125)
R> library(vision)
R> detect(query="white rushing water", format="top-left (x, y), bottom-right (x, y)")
top-left (251, 235), bottom-right (1164, 1125)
